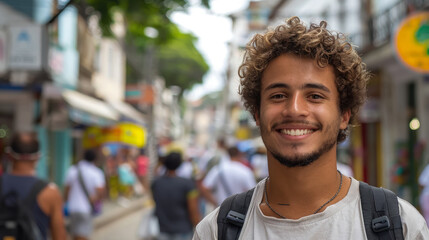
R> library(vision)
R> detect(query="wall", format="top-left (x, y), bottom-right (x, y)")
top-left (92, 38), bottom-right (125, 101)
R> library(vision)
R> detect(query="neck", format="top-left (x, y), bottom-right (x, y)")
top-left (261, 150), bottom-right (351, 219)
top-left (11, 164), bottom-right (36, 176)
top-left (166, 170), bottom-right (176, 177)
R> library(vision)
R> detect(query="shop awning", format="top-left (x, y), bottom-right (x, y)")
top-left (62, 89), bottom-right (119, 126)
top-left (108, 100), bottom-right (146, 125)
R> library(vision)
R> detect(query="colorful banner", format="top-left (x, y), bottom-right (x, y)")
top-left (117, 122), bottom-right (146, 147)
top-left (83, 123), bottom-right (146, 148)
top-left (82, 126), bottom-right (103, 149)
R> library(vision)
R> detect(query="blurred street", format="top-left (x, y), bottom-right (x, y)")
top-left (0, 0), bottom-right (429, 238)
top-left (90, 196), bottom-right (153, 240)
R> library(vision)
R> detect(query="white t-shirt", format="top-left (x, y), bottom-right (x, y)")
top-left (65, 160), bottom-right (106, 214)
top-left (194, 178), bottom-right (429, 240)
top-left (419, 164), bottom-right (429, 195)
top-left (203, 160), bottom-right (256, 206)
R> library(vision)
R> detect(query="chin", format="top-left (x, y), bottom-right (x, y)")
top-left (275, 155), bottom-right (319, 167)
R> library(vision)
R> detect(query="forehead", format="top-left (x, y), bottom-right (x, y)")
top-left (261, 54), bottom-right (336, 90)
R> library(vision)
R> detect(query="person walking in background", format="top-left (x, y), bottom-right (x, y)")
top-left (419, 163), bottom-right (429, 227)
top-left (251, 146), bottom-right (269, 182)
top-left (64, 148), bottom-right (106, 240)
top-left (193, 17), bottom-right (428, 239)
top-left (2, 132), bottom-right (66, 240)
top-left (136, 148), bottom-right (150, 195)
top-left (151, 151), bottom-right (200, 240)
top-left (199, 146), bottom-right (256, 207)
top-left (117, 148), bottom-right (138, 198)
top-left (196, 138), bottom-right (229, 180)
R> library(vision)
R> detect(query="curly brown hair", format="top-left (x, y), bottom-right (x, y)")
top-left (238, 16), bottom-right (370, 142)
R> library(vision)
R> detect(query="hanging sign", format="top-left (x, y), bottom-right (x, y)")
top-left (394, 12), bottom-right (429, 73)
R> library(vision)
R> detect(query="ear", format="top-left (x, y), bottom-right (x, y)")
top-left (254, 111), bottom-right (260, 126)
top-left (340, 109), bottom-right (351, 130)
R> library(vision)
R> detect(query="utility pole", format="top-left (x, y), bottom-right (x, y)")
top-left (142, 44), bottom-right (158, 183)
top-left (220, 15), bottom-right (237, 140)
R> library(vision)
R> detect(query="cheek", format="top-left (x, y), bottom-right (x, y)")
top-left (257, 105), bottom-right (279, 126)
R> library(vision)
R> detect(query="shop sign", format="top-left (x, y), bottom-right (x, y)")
top-left (394, 12), bottom-right (429, 73)
top-left (48, 46), bottom-right (64, 76)
top-left (9, 25), bottom-right (43, 70)
top-left (125, 84), bottom-right (155, 106)
top-left (83, 127), bottom-right (104, 149)
top-left (117, 123), bottom-right (146, 147)
top-left (83, 123), bottom-right (147, 148)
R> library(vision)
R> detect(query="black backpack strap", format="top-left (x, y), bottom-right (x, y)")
top-left (217, 188), bottom-right (255, 240)
top-left (359, 181), bottom-right (404, 240)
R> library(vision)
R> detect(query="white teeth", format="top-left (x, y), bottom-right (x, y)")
top-left (281, 129), bottom-right (313, 136)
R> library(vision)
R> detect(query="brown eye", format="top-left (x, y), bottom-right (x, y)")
top-left (309, 94), bottom-right (323, 100)
top-left (271, 94), bottom-right (284, 99)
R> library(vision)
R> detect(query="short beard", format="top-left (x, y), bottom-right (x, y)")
top-left (270, 137), bottom-right (337, 167)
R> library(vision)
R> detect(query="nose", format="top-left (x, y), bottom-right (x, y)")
top-left (282, 93), bottom-right (309, 117)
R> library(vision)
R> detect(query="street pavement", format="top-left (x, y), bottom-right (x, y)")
top-left (69, 195), bottom-right (153, 240)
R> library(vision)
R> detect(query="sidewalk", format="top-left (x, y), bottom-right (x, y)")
top-left (93, 194), bottom-right (154, 230)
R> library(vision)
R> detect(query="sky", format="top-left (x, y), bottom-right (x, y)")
top-left (171, 0), bottom-right (250, 101)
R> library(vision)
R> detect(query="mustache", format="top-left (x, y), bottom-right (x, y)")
top-left (271, 120), bottom-right (321, 130)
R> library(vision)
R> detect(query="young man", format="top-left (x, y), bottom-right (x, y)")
top-left (193, 17), bottom-right (429, 239)
top-left (64, 148), bottom-right (105, 240)
top-left (2, 132), bottom-right (66, 240)
top-left (151, 151), bottom-right (201, 240)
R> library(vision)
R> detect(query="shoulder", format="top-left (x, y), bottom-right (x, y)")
top-left (66, 165), bottom-right (77, 174)
top-left (177, 176), bottom-right (195, 184)
top-left (194, 207), bottom-right (219, 239)
top-left (230, 161), bottom-right (254, 176)
top-left (85, 162), bottom-right (104, 176)
top-left (398, 198), bottom-right (429, 239)
top-left (39, 182), bottom-right (62, 202)
top-left (204, 165), bottom-right (220, 180)
top-left (37, 182), bottom-right (63, 216)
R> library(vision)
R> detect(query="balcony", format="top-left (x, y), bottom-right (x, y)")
top-left (350, 0), bottom-right (429, 54)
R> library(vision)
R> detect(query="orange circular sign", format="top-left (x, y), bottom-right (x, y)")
top-left (394, 12), bottom-right (429, 73)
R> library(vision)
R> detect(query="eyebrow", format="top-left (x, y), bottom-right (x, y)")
top-left (263, 83), bottom-right (331, 93)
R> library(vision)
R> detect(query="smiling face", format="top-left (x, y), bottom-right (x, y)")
top-left (255, 54), bottom-right (350, 167)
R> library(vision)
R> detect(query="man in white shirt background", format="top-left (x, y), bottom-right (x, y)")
top-left (199, 146), bottom-right (256, 207)
top-left (64, 148), bottom-right (105, 240)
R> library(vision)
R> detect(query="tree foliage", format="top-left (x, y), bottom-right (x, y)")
top-left (158, 25), bottom-right (209, 94)
top-left (83, 0), bottom-right (210, 94)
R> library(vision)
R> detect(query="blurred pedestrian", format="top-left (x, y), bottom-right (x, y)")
top-left (2, 132), bottom-right (66, 240)
top-left (151, 151), bottom-right (200, 240)
top-left (251, 146), bottom-right (269, 182)
top-left (64, 148), bottom-right (106, 240)
top-left (136, 148), bottom-right (150, 194)
top-left (199, 146), bottom-right (256, 207)
top-left (196, 138), bottom-right (229, 180)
